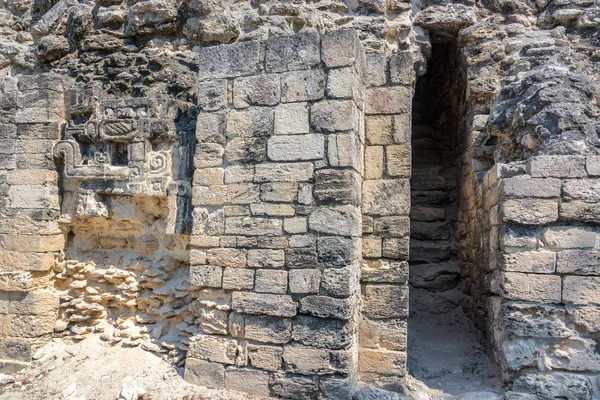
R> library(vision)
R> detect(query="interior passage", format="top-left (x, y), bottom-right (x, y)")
top-left (407, 40), bottom-right (501, 398)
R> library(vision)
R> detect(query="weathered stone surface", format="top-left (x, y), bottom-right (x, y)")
top-left (502, 199), bottom-right (559, 225)
top-left (225, 368), bottom-right (270, 396)
top-left (265, 32), bottom-right (320, 73)
top-left (267, 134), bottom-right (325, 161)
top-left (248, 344), bottom-right (283, 371)
top-left (563, 179), bottom-right (600, 203)
top-left (299, 296), bottom-right (354, 320)
top-left (359, 349), bottom-right (406, 377)
top-left (274, 103), bottom-right (309, 135)
top-left (543, 227), bottom-right (597, 249)
top-left (244, 315), bottom-right (292, 344)
top-left (513, 372), bottom-right (593, 400)
top-left (310, 101), bottom-right (357, 133)
top-left (360, 319), bottom-right (407, 351)
top-left (365, 86), bottom-right (412, 115)
top-left (232, 292), bottom-right (296, 317)
top-left (503, 272), bottom-right (561, 303)
top-left (222, 268), bottom-right (254, 290)
top-left (197, 79), bottom-right (228, 111)
top-left (322, 266), bottom-right (358, 297)
top-left (288, 269), bottom-right (320, 294)
top-left (321, 29), bottom-right (359, 68)
top-left (225, 217), bottom-right (283, 236)
top-left (317, 237), bottom-right (358, 268)
top-left (271, 375), bottom-right (318, 399)
top-left (363, 180), bottom-right (410, 216)
top-left (502, 177), bottom-right (562, 198)
top-left (185, 358), bottom-right (225, 388)
top-left (189, 265), bottom-right (223, 288)
top-left (556, 251), bottom-right (600, 275)
top-left (362, 285), bottom-right (408, 319)
top-left (280, 70), bottom-right (325, 103)
top-left (527, 156), bottom-right (587, 178)
top-left (188, 336), bottom-right (238, 364)
top-left (314, 169), bottom-right (361, 206)
top-left (247, 249), bottom-right (285, 268)
top-left (233, 74), bottom-right (280, 108)
top-left (563, 276), bottom-right (600, 305)
top-left (255, 269), bottom-right (287, 294)
top-left (254, 162), bottom-right (314, 183)
top-left (198, 41), bottom-right (261, 79)
top-left (308, 205), bottom-right (361, 237)
top-left (501, 251), bottom-right (556, 273)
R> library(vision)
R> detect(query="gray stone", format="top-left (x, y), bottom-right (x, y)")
top-left (527, 156), bottom-right (587, 178)
top-left (280, 69), bottom-right (326, 103)
top-left (502, 176), bottom-right (562, 198)
top-left (255, 269), bottom-right (288, 294)
top-left (322, 267), bottom-right (358, 297)
top-left (556, 251), bottom-right (600, 275)
top-left (233, 74), bottom-right (280, 108)
top-left (310, 100), bottom-right (357, 132)
top-left (314, 169), bottom-right (361, 206)
top-left (288, 269), bottom-right (320, 294)
top-left (362, 180), bottom-right (410, 217)
top-left (299, 296), bottom-right (354, 320)
top-left (362, 285), bottom-right (408, 319)
top-left (292, 316), bottom-right (352, 350)
top-left (254, 162), bottom-right (314, 182)
top-left (232, 292), bottom-right (297, 317)
top-left (321, 29), bottom-right (360, 68)
top-left (265, 32), bottom-right (320, 73)
top-left (197, 41), bottom-right (261, 79)
top-left (271, 375), bottom-right (318, 399)
top-left (267, 134), bottom-right (325, 161)
top-left (309, 205), bottom-right (361, 237)
top-left (185, 358), bottom-right (225, 388)
top-left (224, 368), bottom-right (270, 397)
top-left (389, 51), bottom-right (415, 86)
top-left (189, 265), bottom-right (222, 288)
top-left (244, 315), bottom-right (292, 344)
top-left (317, 237), bottom-right (358, 268)
top-left (513, 372), bottom-right (593, 400)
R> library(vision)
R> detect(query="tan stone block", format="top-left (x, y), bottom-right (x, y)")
top-left (206, 248), bottom-right (246, 268)
top-left (283, 346), bottom-right (350, 375)
top-left (362, 284), bottom-right (408, 319)
top-left (2, 234), bottom-right (64, 253)
top-left (328, 132), bottom-right (362, 171)
top-left (247, 249), bottom-right (285, 268)
top-left (563, 276), bottom-right (600, 305)
top-left (502, 199), bottom-right (558, 225)
top-left (528, 155), bottom-right (586, 178)
top-left (6, 169), bottom-right (57, 185)
top-left (362, 236), bottom-right (382, 258)
top-left (364, 146), bottom-right (383, 180)
top-left (362, 180), bottom-right (410, 216)
top-left (503, 272), bottom-right (561, 303)
top-left (190, 249), bottom-right (207, 265)
top-left (393, 114), bottom-right (411, 144)
top-left (366, 115), bottom-right (393, 145)
top-left (188, 336), bottom-right (238, 364)
top-left (587, 156), bottom-right (600, 177)
top-left (250, 203), bottom-right (295, 217)
top-left (359, 349), bottom-right (406, 376)
top-left (365, 86), bottom-right (412, 115)
top-left (227, 183), bottom-right (260, 205)
top-left (222, 268), bottom-right (254, 290)
top-left (0, 251), bottom-right (55, 271)
top-left (573, 308), bottom-right (600, 332)
top-left (386, 145), bottom-right (411, 177)
top-left (543, 227), bottom-right (597, 249)
top-left (359, 319), bottom-right (407, 351)
top-left (193, 167), bottom-right (224, 186)
top-left (255, 269), bottom-right (288, 294)
top-left (224, 165), bottom-right (254, 183)
top-left (225, 368), bottom-right (270, 396)
top-left (248, 344), bottom-right (283, 372)
top-left (190, 235), bottom-right (220, 248)
top-left (185, 358), bottom-right (225, 388)
top-left (274, 102), bottom-right (309, 135)
top-left (501, 250), bottom-right (556, 273)
top-left (232, 292), bottom-right (296, 317)
top-left (283, 217), bottom-right (307, 234)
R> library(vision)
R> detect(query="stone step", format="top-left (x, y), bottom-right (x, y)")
top-left (409, 240), bottom-right (455, 263)
top-left (411, 190), bottom-right (455, 207)
top-left (410, 221), bottom-right (452, 241)
top-left (409, 261), bottom-right (461, 292)
top-left (410, 206), bottom-right (446, 222)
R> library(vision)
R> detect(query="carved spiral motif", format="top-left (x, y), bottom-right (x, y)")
top-left (149, 151), bottom-right (169, 174)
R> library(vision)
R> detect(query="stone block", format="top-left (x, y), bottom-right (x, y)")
top-left (226, 108), bottom-right (274, 138)
top-left (364, 146), bottom-right (383, 180)
top-left (326, 67), bottom-right (359, 99)
top-left (247, 249), bottom-right (285, 268)
top-left (563, 179), bottom-right (600, 203)
top-left (280, 69), bottom-right (326, 103)
top-left (500, 302), bottom-right (571, 338)
top-left (283, 346), bottom-right (347, 375)
top-left (244, 315), bottom-right (292, 344)
top-left (224, 165), bottom-right (254, 184)
top-left (563, 276), bottom-right (600, 305)
top-left (192, 185), bottom-right (227, 206)
top-left (292, 316), bottom-right (352, 350)
top-left (225, 136), bottom-right (267, 164)
top-left (227, 183), bottom-right (261, 204)
top-left (185, 358), bottom-right (225, 388)
top-left (560, 201), bottom-right (600, 221)
top-left (232, 292), bottom-right (297, 317)
top-left (366, 115), bottom-right (393, 145)
top-left (320, 376), bottom-right (353, 399)
top-left (8, 185), bottom-right (53, 209)
top-left (255, 269), bottom-right (288, 294)
top-left (190, 249), bottom-right (207, 265)
top-left (365, 86), bottom-right (412, 115)
top-left (527, 156), bottom-right (586, 178)
top-left (283, 217), bottom-right (307, 234)
top-left (289, 269), bottom-right (320, 294)
top-left (225, 368), bottom-right (270, 396)
top-left (250, 204), bottom-right (295, 217)
top-left (328, 133), bottom-right (362, 171)
top-left (362, 180), bottom-right (410, 216)
top-left (197, 79), bottom-right (228, 111)
top-left (359, 348), bottom-right (405, 377)
top-left (299, 296), bottom-right (354, 320)
top-left (587, 156), bottom-right (600, 176)
top-left (542, 226), bottom-right (597, 249)
top-left (321, 29), bottom-right (359, 68)
top-left (0, 251), bottom-right (55, 272)
top-left (285, 248), bottom-right (317, 269)
top-left (365, 53), bottom-right (388, 87)
top-left (503, 272), bottom-right (561, 303)
top-left (189, 265), bottom-right (223, 288)
top-left (359, 319), bottom-right (406, 351)
top-left (265, 32), bottom-right (320, 73)
top-left (502, 177), bottom-right (562, 198)
top-left (267, 134), bottom-right (325, 161)
top-left (248, 344), bottom-right (283, 371)
top-left (0, 338), bottom-right (32, 362)
top-left (260, 182), bottom-right (298, 203)
top-left (271, 375), bottom-right (318, 399)
top-left (513, 371), bottom-right (593, 400)
top-left (362, 236), bottom-right (382, 258)
top-left (222, 268), bottom-right (254, 290)
top-left (194, 167), bottom-right (224, 186)
top-left (188, 336), bottom-right (238, 364)
top-left (322, 267), bottom-right (358, 297)
top-left (233, 74), bottom-right (280, 108)
top-left (362, 285), bottom-right (408, 319)
top-left (501, 251), bottom-right (556, 273)
top-left (274, 103), bottom-right (309, 135)
top-left (317, 237), bottom-right (358, 268)
top-left (311, 100), bottom-right (357, 132)
top-left (254, 162), bottom-right (314, 182)
top-left (389, 51), bottom-right (415, 86)
top-left (206, 248), bottom-right (246, 268)
top-left (225, 217), bottom-right (283, 236)
top-left (374, 216), bottom-right (410, 238)
top-left (314, 169), bottom-right (361, 206)
top-left (573, 308), bottom-right (600, 333)
top-left (194, 143), bottom-right (224, 168)
top-left (2, 234), bottom-right (64, 252)
top-left (309, 205), bottom-right (361, 237)
top-left (197, 41), bottom-right (261, 79)
top-left (557, 251), bottom-right (600, 275)
top-left (386, 144), bottom-right (411, 177)
top-left (502, 199), bottom-right (558, 225)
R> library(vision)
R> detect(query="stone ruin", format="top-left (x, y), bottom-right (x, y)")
top-left (1, 0), bottom-right (600, 398)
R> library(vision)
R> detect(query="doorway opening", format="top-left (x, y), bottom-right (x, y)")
top-left (407, 39), bottom-right (501, 396)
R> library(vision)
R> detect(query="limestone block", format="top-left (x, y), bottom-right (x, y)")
top-left (2, 234), bottom-right (64, 253)
top-left (267, 134), bottom-right (325, 161)
top-left (543, 226), bottom-right (597, 249)
top-left (197, 79), bottom-right (227, 111)
top-left (386, 144), bottom-right (411, 177)
top-left (225, 368), bottom-right (270, 397)
top-left (206, 248), bottom-right (246, 268)
top-left (362, 236), bottom-right (382, 258)
top-left (233, 74), bottom-right (280, 108)
top-left (502, 199), bottom-right (558, 225)
top-left (501, 250), bottom-right (556, 273)
top-left (309, 205), bottom-right (361, 237)
top-left (0, 251), bottom-right (55, 271)
top-left (527, 156), bottom-right (587, 178)
top-left (188, 335), bottom-right (238, 364)
top-left (289, 269), bottom-right (320, 294)
top-left (503, 272), bottom-right (561, 303)
top-left (586, 156), bottom-right (600, 177)
top-left (248, 344), bottom-right (283, 371)
top-left (192, 185), bottom-right (227, 206)
top-left (194, 143), bottom-right (224, 168)
top-left (225, 137), bottom-right (267, 163)
top-left (310, 100), bottom-right (357, 132)
top-left (321, 29), bottom-right (360, 68)
top-left (502, 177), bottom-right (562, 198)
top-left (365, 53), bottom-right (387, 87)
top-left (247, 249), bottom-right (285, 268)
top-left (365, 86), bottom-right (412, 115)
top-left (185, 358), bottom-right (225, 388)
top-left (283, 346), bottom-right (349, 375)
top-left (563, 179), bottom-right (600, 203)
top-left (328, 133), bottom-right (362, 171)
top-left (326, 67), bottom-right (359, 99)
top-left (359, 349), bottom-right (406, 377)
top-left (285, 248), bottom-right (317, 269)
top-left (8, 185), bottom-right (53, 209)
top-left (0, 312), bottom-right (57, 337)
top-left (255, 269), bottom-right (288, 294)
top-left (314, 169), bottom-right (361, 206)
top-left (317, 237), bottom-right (359, 268)
top-left (362, 180), bottom-right (410, 216)
top-left (362, 285), bottom-right (408, 319)
top-left (374, 216), bottom-right (410, 238)
top-left (364, 146), bottom-right (383, 180)
top-left (15, 107), bottom-right (60, 124)
top-left (359, 319), bottom-right (406, 351)
top-left (291, 316), bottom-right (352, 350)
top-left (222, 268), bottom-right (254, 290)
top-left (232, 292), bottom-right (297, 317)
top-left (193, 167), bottom-right (224, 186)
top-left (259, 182), bottom-right (297, 203)
top-left (225, 108), bottom-right (274, 138)
top-left (225, 217), bottom-right (282, 236)
top-left (361, 260), bottom-right (408, 284)
top-left (224, 165), bottom-right (254, 184)
top-left (557, 251), bottom-right (600, 275)
top-left (280, 69), bottom-right (325, 103)
top-left (227, 183), bottom-right (261, 204)
top-left (254, 162), bottom-right (314, 183)
top-left (265, 32), bottom-right (320, 73)
top-left (389, 51), bottom-right (415, 86)
top-left (248, 203), bottom-right (293, 217)
top-left (298, 183), bottom-right (313, 205)
top-left (366, 115), bottom-right (393, 145)
top-left (189, 265), bottom-right (222, 288)
top-left (244, 315), bottom-right (292, 344)
top-left (283, 218), bottom-right (307, 234)
top-left (197, 41), bottom-right (261, 79)
top-left (299, 296), bottom-right (354, 320)
top-left (190, 249), bottom-right (207, 265)
top-left (0, 271), bottom-right (50, 292)
top-left (500, 302), bottom-right (572, 338)
top-left (322, 267), bottom-right (358, 297)
top-left (6, 169), bottom-right (57, 185)
top-left (513, 372), bottom-right (593, 400)
top-left (274, 103), bottom-right (309, 135)
top-left (563, 276), bottom-right (600, 305)
top-left (271, 375), bottom-right (318, 399)
top-left (573, 308), bottom-right (600, 333)
top-left (560, 202), bottom-right (600, 221)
